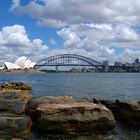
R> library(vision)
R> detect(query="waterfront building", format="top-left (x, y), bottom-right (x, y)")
top-left (4, 56), bottom-right (36, 70)
top-left (135, 58), bottom-right (139, 64)
top-left (114, 62), bottom-right (123, 67)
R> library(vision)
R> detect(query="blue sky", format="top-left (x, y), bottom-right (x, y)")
top-left (0, 0), bottom-right (63, 48)
top-left (0, 0), bottom-right (140, 64)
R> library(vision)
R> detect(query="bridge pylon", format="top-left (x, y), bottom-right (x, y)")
top-left (55, 66), bottom-right (59, 72)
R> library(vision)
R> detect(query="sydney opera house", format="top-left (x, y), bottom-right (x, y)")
top-left (4, 56), bottom-right (36, 70)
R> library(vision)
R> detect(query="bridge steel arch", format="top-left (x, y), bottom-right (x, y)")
top-left (36, 54), bottom-right (103, 70)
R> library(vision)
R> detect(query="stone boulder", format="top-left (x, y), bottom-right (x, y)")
top-left (30, 96), bottom-right (116, 135)
top-left (97, 99), bottom-right (119, 119)
top-left (96, 99), bottom-right (140, 126)
top-left (0, 82), bottom-right (32, 91)
top-left (0, 90), bottom-right (31, 101)
top-left (28, 96), bottom-right (75, 119)
top-left (0, 83), bottom-right (32, 139)
top-left (0, 112), bottom-right (32, 139)
top-left (116, 100), bottom-right (140, 126)
top-left (0, 91), bottom-right (31, 114)
top-left (29, 96), bottom-right (75, 109)
top-left (0, 99), bottom-right (27, 114)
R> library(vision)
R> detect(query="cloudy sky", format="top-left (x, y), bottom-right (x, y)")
top-left (0, 0), bottom-right (140, 64)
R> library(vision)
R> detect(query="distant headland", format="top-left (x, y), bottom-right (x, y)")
top-left (1, 54), bottom-right (140, 73)
top-left (0, 69), bottom-right (43, 74)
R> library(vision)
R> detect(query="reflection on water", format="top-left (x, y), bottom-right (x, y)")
top-left (32, 135), bottom-right (115, 140)
top-left (31, 123), bottom-right (140, 140)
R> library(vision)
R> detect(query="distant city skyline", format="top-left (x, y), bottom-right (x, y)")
top-left (0, 0), bottom-right (140, 64)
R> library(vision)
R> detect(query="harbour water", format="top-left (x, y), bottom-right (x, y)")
top-left (0, 73), bottom-right (140, 139)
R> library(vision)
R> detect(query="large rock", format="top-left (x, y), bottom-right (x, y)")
top-left (28, 96), bottom-right (75, 119)
top-left (0, 99), bottom-right (27, 114)
top-left (116, 100), bottom-right (140, 125)
top-left (0, 90), bottom-right (31, 102)
top-left (97, 99), bottom-right (119, 119)
top-left (33, 97), bottom-right (116, 135)
top-left (97, 99), bottom-right (140, 126)
top-left (0, 112), bottom-right (32, 139)
top-left (29, 96), bottom-right (75, 109)
top-left (0, 91), bottom-right (31, 115)
top-left (0, 85), bottom-right (32, 139)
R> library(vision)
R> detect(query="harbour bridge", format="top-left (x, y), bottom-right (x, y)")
top-left (0, 54), bottom-right (139, 72)
top-left (35, 54), bottom-right (104, 71)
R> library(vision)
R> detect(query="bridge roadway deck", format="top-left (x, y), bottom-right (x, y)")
top-left (35, 64), bottom-right (102, 67)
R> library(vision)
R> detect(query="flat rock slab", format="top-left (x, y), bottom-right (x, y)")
top-left (0, 85), bottom-right (32, 139)
top-left (98, 99), bottom-right (140, 126)
top-left (0, 91), bottom-right (31, 115)
top-left (116, 100), bottom-right (140, 125)
top-left (29, 96), bottom-right (75, 109)
top-left (0, 113), bottom-right (32, 139)
top-left (0, 99), bottom-right (27, 114)
top-left (0, 91), bottom-right (31, 101)
top-left (37, 100), bottom-right (116, 134)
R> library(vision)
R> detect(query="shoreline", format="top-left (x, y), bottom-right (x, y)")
top-left (1, 70), bottom-right (140, 74)
top-left (0, 82), bottom-right (140, 139)
top-left (0, 69), bottom-right (45, 74)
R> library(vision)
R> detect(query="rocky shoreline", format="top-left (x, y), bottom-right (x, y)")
top-left (0, 82), bottom-right (32, 139)
top-left (0, 82), bottom-right (140, 139)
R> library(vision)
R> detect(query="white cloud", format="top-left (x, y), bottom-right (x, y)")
top-left (0, 24), bottom-right (48, 63)
top-left (9, 0), bottom-right (140, 63)
top-left (0, 25), bottom-right (30, 46)
top-left (49, 38), bottom-right (56, 45)
top-left (11, 0), bottom-right (140, 27)
top-left (0, 24), bottom-right (139, 64)
top-left (56, 23), bottom-right (140, 62)
top-left (10, 0), bottom-right (20, 10)
top-left (57, 28), bottom-right (82, 49)
top-left (114, 24), bottom-right (138, 42)
top-left (117, 49), bottom-right (140, 62)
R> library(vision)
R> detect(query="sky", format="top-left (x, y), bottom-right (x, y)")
top-left (1, 0), bottom-right (140, 64)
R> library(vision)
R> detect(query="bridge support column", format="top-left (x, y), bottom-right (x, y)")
top-left (103, 61), bottom-right (109, 72)
top-left (55, 66), bottom-right (59, 72)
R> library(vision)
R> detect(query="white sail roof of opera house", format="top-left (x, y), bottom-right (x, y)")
top-left (4, 62), bottom-right (21, 70)
top-left (15, 56), bottom-right (27, 69)
top-left (4, 56), bottom-right (36, 70)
